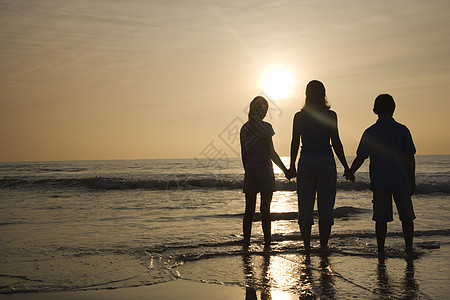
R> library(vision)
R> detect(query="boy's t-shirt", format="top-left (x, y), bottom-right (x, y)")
top-left (357, 117), bottom-right (416, 193)
top-left (240, 121), bottom-right (275, 170)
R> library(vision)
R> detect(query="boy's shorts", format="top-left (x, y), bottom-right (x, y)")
top-left (372, 189), bottom-right (415, 222)
top-left (243, 168), bottom-right (276, 194)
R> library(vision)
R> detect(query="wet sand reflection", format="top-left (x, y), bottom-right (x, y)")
top-left (243, 252), bottom-right (337, 299)
top-left (242, 250), bottom-right (421, 299)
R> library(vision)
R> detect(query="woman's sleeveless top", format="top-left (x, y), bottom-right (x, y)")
top-left (296, 109), bottom-right (333, 157)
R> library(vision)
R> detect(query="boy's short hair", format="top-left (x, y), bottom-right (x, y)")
top-left (374, 94), bottom-right (396, 115)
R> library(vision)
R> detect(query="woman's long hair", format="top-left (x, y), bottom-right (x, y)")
top-left (303, 80), bottom-right (330, 111)
top-left (248, 96), bottom-right (268, 134)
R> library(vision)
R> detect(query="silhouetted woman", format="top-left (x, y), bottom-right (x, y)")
top-left (289, 80), bottom-right (350, 252)
top-left (240, 96), bottom-right (289, 249)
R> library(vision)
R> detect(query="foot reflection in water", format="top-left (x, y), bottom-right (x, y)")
top-left (242, 251), bottom-right (420, 299)
top-left (403, 257), bottom-right (419, 299)
top-left (376, 257), bottom-right (392, 298)
top-left (298, 253), bottom-right (336, 299)
top-left (375, 256), bottom-right (420, 299)
top-left (318, 254), bottom-right (336, 299)
top-left (243, 252), bottom-right (337, 299)
top-left (298, 255), bottom-right (314, 298)
top-left (243, 253), bottom-right (271, 300)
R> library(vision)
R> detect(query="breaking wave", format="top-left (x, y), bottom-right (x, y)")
top-left (1, 175), bottom-right (449, 195)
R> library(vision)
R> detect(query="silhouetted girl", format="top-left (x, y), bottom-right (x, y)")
top-left (240, 96), bottom-right (289, 249)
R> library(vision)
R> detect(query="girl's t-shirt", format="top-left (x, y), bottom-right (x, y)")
top-left (240, 121), bottom-right (275, 170)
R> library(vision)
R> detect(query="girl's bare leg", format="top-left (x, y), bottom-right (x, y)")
top-left (243, 193), bottom-right (257, 245)
top-left (260, 192), bottom-right (273, 247)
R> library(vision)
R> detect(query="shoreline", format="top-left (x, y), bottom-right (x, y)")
top-left (1, 240), bottom-right (449, 299)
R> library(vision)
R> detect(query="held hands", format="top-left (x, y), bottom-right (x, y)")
top-left (284, 167), bottom-right (297, 181)
top-left (283, 166), bottom-right (356, 182)
top-left (343, 168), bottom-right (355, 182)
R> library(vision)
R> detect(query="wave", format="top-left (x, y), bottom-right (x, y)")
top-left (1, 176), bottom-right (449, 194)
top-left (149, 228), bottom-right (450, 260)
top-left (202, 206), bottom-right (370, 222)
top-left (0, 221), bottom-right (24, 227)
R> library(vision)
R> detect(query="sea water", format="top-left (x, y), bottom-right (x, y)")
top-left (0, 156), bottom-right (449, 297)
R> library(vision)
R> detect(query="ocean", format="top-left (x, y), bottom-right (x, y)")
top-left (0, 156), bottom-right (449, 298)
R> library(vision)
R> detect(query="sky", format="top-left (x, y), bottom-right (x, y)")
top-left (1, 0), bottom-right (449, 162)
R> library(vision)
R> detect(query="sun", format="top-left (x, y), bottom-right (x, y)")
top-left (259, 67), bottom-right (295, 100)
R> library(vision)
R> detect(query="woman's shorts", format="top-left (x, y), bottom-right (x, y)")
top-left (243, 168), bottom-right (276, 194)
top-left (372, 189), bottom-right (416, 222)
top-left (297, 156), bottom-right (337, 226)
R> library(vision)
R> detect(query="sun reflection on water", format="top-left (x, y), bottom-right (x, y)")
top-left (243, 253), bottom-right (342, 299)
top-left (271, 191), bottom-right (296, 212)
top-left (267, 256), bottom-right (299, 297)
top-left (270, 191), bottom-right (298, 237)
top-left (243, 254), bottom-right (299, 299)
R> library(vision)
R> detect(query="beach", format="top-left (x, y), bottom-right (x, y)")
top-left (0, 157), bottom-right (449, 298)
top-left (1, 280), bottom-right (245, 300)
top-left (1, 0), bottom-right (450, 297)
top-left (1, 240), bottom-right (448, 299)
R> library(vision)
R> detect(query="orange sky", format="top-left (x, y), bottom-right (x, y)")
top-left (1, 0), bottom-right (449, 161)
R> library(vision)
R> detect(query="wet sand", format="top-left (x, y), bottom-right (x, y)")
top-left (2, 240), bottom-right (449, 299)
top-left (0, 280), bottom-right (245, 300)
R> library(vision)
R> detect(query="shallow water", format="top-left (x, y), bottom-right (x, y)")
top-left (0, 157), bottom-right (449, 295)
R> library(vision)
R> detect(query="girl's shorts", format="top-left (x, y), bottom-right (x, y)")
top-left (243, 168), bottom-right (276, 193)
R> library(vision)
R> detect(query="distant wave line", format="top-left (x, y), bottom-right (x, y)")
top-left (1, 177), bottom-right (448, 194)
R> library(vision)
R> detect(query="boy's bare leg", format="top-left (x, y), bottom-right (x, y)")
top-left (402, 221), bottom-right (414, 254)
top-left (376, 221), bottom-right (387, 256)
top-left (243, 193), bottom-right (257, 245)
top-left (260, 192), bottom-right (273, 247)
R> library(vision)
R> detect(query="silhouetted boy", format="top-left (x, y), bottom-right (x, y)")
top-left (346, 94), bottom-right (416, 256)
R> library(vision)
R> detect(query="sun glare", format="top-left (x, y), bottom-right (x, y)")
top-left (260, 67), bottom-right (295, 100)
